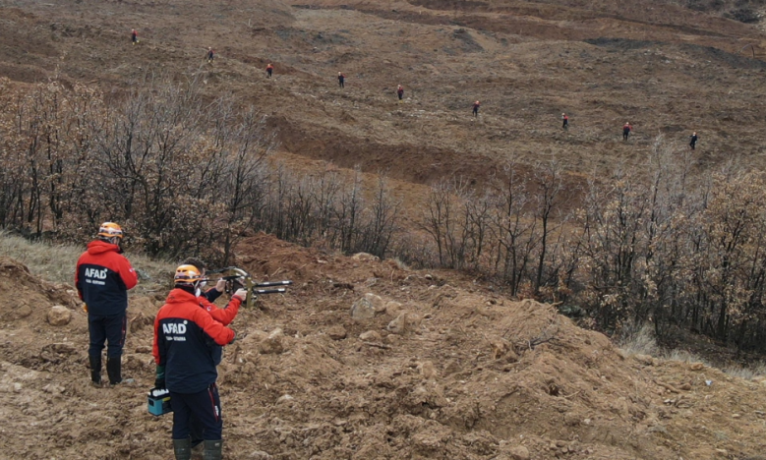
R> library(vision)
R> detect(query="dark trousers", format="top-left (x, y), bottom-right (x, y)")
top-left (267, 69), bottom-right (272, 77)
top-left (623, 129), bottom-right (630, 140)
top-left (339, 79), bottom-right (344, 88)
top-left (563, 121), bottom-right (568, 130)
top-left (88, 313), bottom-right (127, 359)
top-left (171, 384), bottom-right (223, 441)
top-left (473, 108), bottom-right (478, 117)
top-left (398, 92), bottom-right (403, 100)
top-left (690, 141), bottom-right (696, 150)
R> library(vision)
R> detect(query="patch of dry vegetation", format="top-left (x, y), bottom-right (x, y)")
top-left (0, 232), bottom-right (174, 295)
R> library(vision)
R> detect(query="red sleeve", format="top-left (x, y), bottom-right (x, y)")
top-left (204, 296), bottom-right (242, 326)
top-left (118, 255), bottom-right (138, 290)
top-left (193, 307), bottom-right (235, 345)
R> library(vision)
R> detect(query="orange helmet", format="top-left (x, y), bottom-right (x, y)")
top-left (98, 222), bottom-right (123, 239)
top-left (174, 264), bottom-right (204, 286)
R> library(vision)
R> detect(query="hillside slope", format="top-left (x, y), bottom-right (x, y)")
top-left (1, 0), bottom-right (766, 191)
top-left (2, 236), bottom-right (766, 459)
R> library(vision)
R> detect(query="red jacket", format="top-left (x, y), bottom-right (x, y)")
top-left (198, 293), bottom-right (241, 326)
top-left (75, 240), bottom-right (137, 316)
top-left (153, 288), bottom-right (235, 393)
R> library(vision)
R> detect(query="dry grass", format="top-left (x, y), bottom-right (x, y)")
top-left (620, 325), bottom-right (766, 380)
top-left (619, 324), bottom-right (660, 357)
top-left (0, 232), bottom-right (174, 296)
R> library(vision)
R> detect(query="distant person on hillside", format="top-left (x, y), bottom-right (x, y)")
top-left (397, 84), bottom-right (404, 101)
top-left (623, 122), bottom-right (632, 141)
top-left (266, 63), bottom-right (274, 78)
top-left (338, 72), bottom-right (345, 88)
top-left (206, 47), bottom-right (215, 62)
top-left (131, 29), bottom-right (138, 45)
top-left (472, 100), bottom-right (481, 118)
top-left (75, 222), bottom-right (138, 387)
top-left (689, 131), bottom-right (699, 150)
top-left (562, 113), bottom-right (569, 130)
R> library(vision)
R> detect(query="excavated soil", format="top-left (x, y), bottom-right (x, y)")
top-left (2, 236), bottom-right (766, 459)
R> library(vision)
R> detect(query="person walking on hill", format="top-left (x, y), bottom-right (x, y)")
top-left (131, 29), bottom-right (138, 45)
top-left (338, 72), bottom-right (345, 88)
top-left (154, 264), bottom-right (243, 460)
top-left (689, 131), bottom-right (699, 150)
top-left (266, 63), bottom-right (274, 78)
top-left (76, 222), bottom-right (138, 387)
top-left (472, 100), bottom-right (481, 118)
top-left (623, 122), bottom-right (632, 141)
top-left (206, 47), bottom-right (215, 62)
top-left (397, 84), bottom-right (404, 101)
top-left (562, 113), bottom-right (569, 130)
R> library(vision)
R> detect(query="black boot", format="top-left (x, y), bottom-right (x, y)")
top-left (89, 354), bottom-right (102, 386)
top-left (191, 440), bottom-right (204, 460)
top-left (173, 438), bottom-right (192, 460)
top-left (106, 357), bottom-right (121, 385)
top-left (203, 440), bottom-right (223, 460)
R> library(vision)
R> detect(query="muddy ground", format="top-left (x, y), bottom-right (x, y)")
top-left (2, 235), bottom-right (766, 459)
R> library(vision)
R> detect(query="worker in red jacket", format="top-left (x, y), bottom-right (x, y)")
top-left (623, 122), bottom-right (632, 141)
top-left (397, 84), bottom-right (404, 101)
top-left (562, 113), bottom-right (569, 130)
top-left (131, 29), bottom-right (138, 45)
top-left (177, 258), bottom-right (242, 454)
top-left (75, 222), bottom-right (138, 387)
top-left (266, 63), bottom-right (274, 77)
top-left (154, 264), bottom-right (244, 460)
top-left (338, 72), bottom-right (345, 88)
top-left (206, 47), bottom-right (215, 62)
top-left (472, 100), bottom-right (481, 117)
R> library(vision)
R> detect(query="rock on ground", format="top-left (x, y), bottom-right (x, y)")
top-left (46, 305), bottom-right (72, 326)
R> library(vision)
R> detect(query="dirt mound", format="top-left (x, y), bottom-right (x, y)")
top-left (0, 257), bottom-right (80, 325)
top-left (2, 241), bottom-right (766, 459)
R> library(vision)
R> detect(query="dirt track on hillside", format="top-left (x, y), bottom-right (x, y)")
top-left (3, 237), bottom-right (766, 459)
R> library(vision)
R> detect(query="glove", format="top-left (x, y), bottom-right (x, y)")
top-left (215, 278), bottom-right (226, 292)
top-left (232, 288), bottom-right (248, 301)
top-left (154, 365), bottom-right (166, 389)
top-left (229, 331), bottom-right (237, 344)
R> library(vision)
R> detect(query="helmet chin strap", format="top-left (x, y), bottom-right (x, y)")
top-left (193, 279), bottom-right (208, 297)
